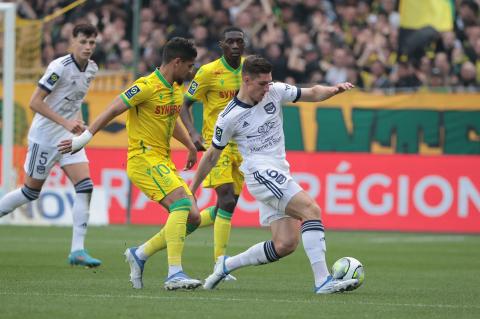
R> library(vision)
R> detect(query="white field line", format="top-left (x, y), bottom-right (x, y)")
top-left (0, 291), bottom-right (478, 310)
top-left (367, 235), bottom-right (467, 243)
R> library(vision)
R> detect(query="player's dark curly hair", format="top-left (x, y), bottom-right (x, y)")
top-left (242, 55), bottom-right (272, 77)
top-left (162, 37), bottom-right (197, 63)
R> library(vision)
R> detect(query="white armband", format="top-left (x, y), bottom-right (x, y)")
top-left (71, 130), bottom-right (93, 153)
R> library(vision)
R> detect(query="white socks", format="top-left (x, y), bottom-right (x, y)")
top-left (225, 240), bottom-right (279, 272)
top-left (301, 220), bottom-right (330, 286)
top-left (71, 192), bottom-right (91, 252)
top-left (0, 186), bottom-right (39, 217)
top-left (71, 178), bottom-right (94, 253)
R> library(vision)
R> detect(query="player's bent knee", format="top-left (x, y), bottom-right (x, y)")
top-left (302, 200), bottom-right (321, 221)
top-left (273, 237), bottom-right (299, 257)
top-left (74, 178), bottom-right (93, 193)
top-left (217, 197), bottom-right (236, 213)
top-left (187, 209), bottom-right (201, 225)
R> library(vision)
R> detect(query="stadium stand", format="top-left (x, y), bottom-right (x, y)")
top-left (11, 0), bottom-right (480, 91)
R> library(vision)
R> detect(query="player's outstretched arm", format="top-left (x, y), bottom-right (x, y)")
top-left (180, 98), bottom-right (206, 151)
top-left (57, 96), bottom-right (129, 154)
top-left (173, 118), bottom-right (198, 170)
top-left (299, 82), bottom-right (354, 102)
top-left (30, 87), bottom-right (85, 134)
top-left (190, 146), bottom-right (222, 193)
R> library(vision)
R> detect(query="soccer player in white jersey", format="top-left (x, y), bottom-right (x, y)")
top-left (190, 55), bottom-right (357, 294)
top-left (0, 23), bottom-right (101, 268)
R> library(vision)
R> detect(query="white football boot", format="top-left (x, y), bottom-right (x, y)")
top-left (315, 275), bottom-right (358, 294)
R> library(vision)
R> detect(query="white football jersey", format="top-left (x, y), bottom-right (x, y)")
top-left (212, 82), bottom-right (301, 174)
top-left (28, 54), bottom-right (98, 144)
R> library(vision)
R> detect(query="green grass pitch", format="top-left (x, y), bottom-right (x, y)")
top-left (0, 225), bottom-right (479, 319)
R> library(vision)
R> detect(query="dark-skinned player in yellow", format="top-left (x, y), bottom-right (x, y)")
top-left (180, 27), bottom-right (245, 281)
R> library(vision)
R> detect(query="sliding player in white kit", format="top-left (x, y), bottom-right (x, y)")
top-left (190, 55), bottom-right (357, 294)
top-left (0, 23), bottom-right (101, 267)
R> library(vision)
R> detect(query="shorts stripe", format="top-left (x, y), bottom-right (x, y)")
top-left (28, 143), bottom-right (39, 177)
top-left (253, 171), bottom-right (283, 199)
top-left (151, 176), bottom-right (167, 197)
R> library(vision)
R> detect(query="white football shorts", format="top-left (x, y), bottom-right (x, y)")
top-left (23, 140), bottom-right (89, 180)
top-left (245, 167), bottom-right (302, 226)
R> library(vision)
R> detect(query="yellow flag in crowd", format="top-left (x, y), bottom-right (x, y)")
top-left (399, 0), bottom-right (455, 32)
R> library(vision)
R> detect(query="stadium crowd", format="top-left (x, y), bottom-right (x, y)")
top-left (17, 0), bottom-right (480, 91)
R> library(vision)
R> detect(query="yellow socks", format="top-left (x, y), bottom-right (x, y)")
top-left (214, 208), bottom-right (233, 260)
top-left (142, 205), bottom-right (201, 258)
top-left (199, 206), bottom-right (216, 227)
top-left (164, 198), bottom-right (191, 266)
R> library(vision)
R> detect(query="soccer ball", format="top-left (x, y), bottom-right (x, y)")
top-left (331, 257), bottom-right (365, 291)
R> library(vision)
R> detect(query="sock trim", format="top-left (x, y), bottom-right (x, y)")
top-left (74, 178), bottom-right (93, 193)
top-left (21, 185), bottom-right (40, 200)
top-left (169, 198), bottom-right (192, 213)
top-left (186, 223), bottom-right (198, 235)
top-left (263, 240), bottom-right (280, 262)
top-left (208, 206), bottom-right (217, 221)
top-left (301, 220), bottom-right (324, 233)
top-left (217, 208), bottom-right (233, 220)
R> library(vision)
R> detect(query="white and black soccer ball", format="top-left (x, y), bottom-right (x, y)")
top-left (331, 257), bottom-right (365, 291)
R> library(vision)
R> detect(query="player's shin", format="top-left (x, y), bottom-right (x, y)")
top-left (0, 186), bottom-right (40, 217)
top-left (214, 208), bottom-right (233, 260)
top-left (224, 240), bottom-right (280, 273)
top-left (165, 198), bottom-right (191, 276)
top-left (301, 220), bottom-right (330, 286)
top-left (137, 218), bottom-right (198, 259)
top-left (199, 206), bottom-right (217, 227)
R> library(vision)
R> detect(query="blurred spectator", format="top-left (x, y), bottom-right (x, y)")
top-left (16, 0), bottom-right (480, 91)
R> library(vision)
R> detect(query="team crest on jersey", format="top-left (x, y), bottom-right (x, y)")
top-left (215, 126), bottom-right (223, 141)
top-left (125, 85), bottom-right (141, 99)
top-left (188, 80), bottom-right (199, 95)
top-left (264, 102), bottom-right (276, 114)
top-left (46, 72), bottom-right (60, 86)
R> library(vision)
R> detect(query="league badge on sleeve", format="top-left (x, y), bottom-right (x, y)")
top-left (188, 80), bottom-right (198, 95)
top-left (125, 85), bottom-right (141, 99)
top-left (215, 126), bottom-right (223, 141)
top-left (46, 72), bottom-right (60, 86)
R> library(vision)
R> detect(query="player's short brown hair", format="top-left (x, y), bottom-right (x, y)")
top-left (242, 55), bottom-right (273, 78)
top-left (73, 23), bottom-right (98, 38)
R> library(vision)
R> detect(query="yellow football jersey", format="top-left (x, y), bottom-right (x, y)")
top-left (185, 56), bottom-right (244, 145)
top-left (120, 69), bottom-right (183, 159)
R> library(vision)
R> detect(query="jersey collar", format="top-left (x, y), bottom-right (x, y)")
top-left (233, 96), bottom-right (253, 108)
top-left (71, 54), bottom-right (88, 72)
top-left (220, 56), bottom-right (242, 74)
top-left (155, 69), bottom-right (173, 89)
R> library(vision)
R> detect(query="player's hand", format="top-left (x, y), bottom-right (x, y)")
top-left (57, 130), bottom-right (93, 154)
top-left (334, 82), bottom-right (355, 94)
top-left (184, 148), bottom-right (197, 170)
top-left (57, 139), bottom-right (73, 154)
top-left (64, 119), bottom-right (86, 135)
top-left (190, 132), bottom-right (206, 151)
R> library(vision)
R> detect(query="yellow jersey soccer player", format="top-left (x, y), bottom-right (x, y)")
top-left (180, 27), bottom-right (245, 272)
top-left (59, 38), bottom-right (202, 290)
